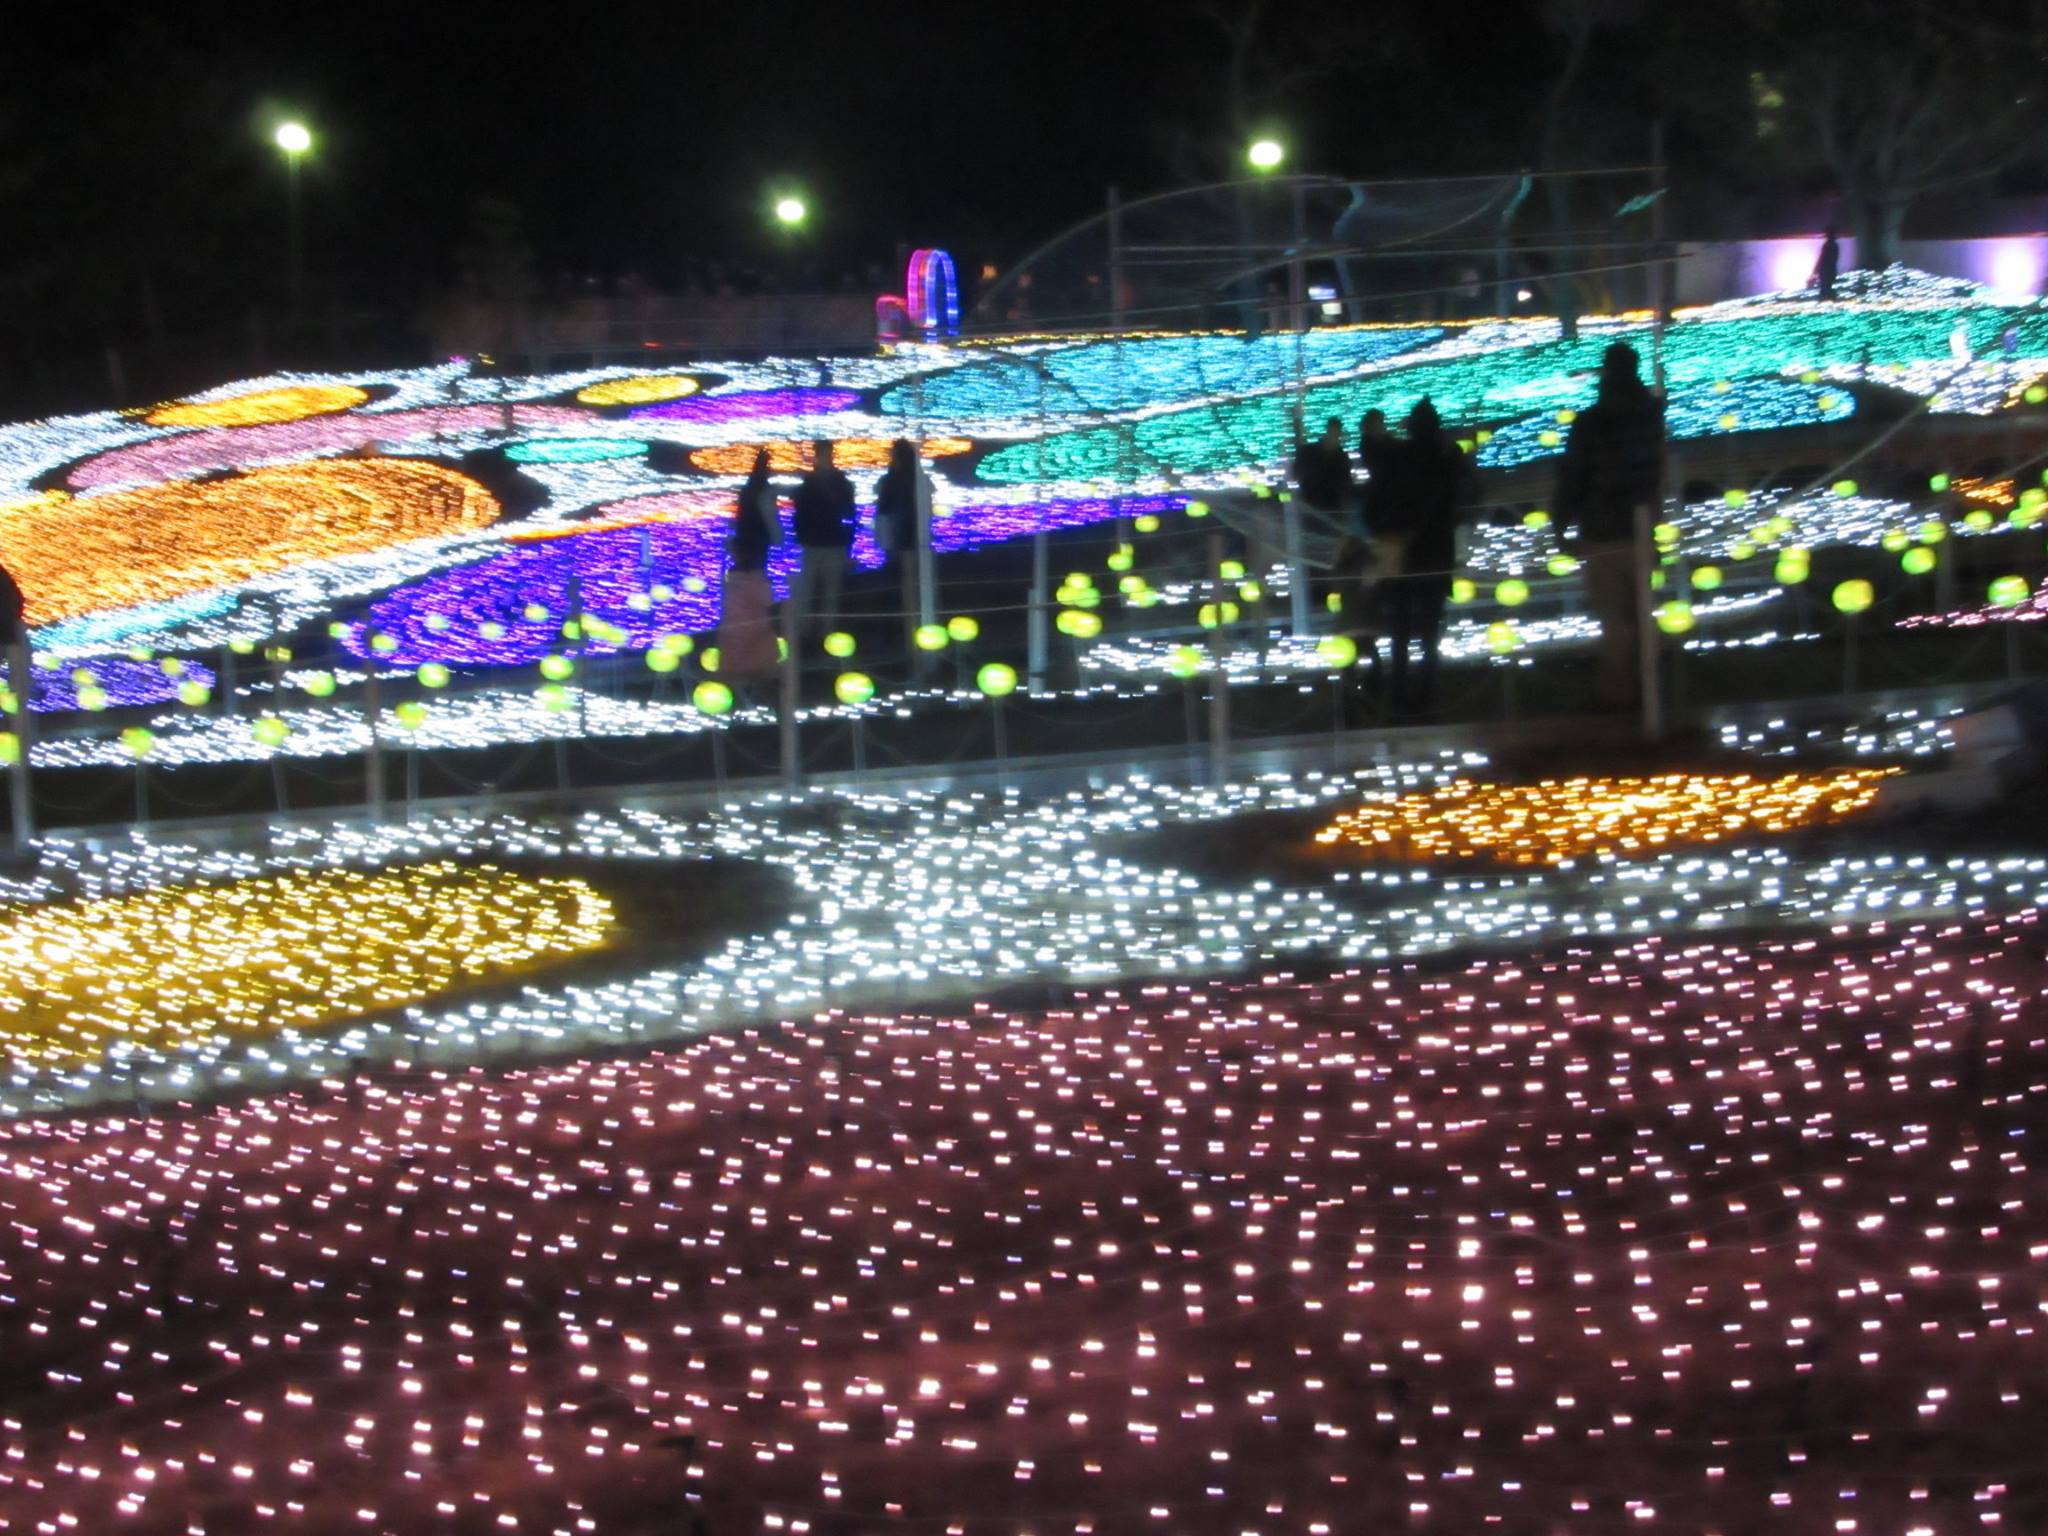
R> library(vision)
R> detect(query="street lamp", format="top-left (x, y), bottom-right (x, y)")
top-left (772, 194), bottom-right (808, 227)
top-left (1246, 137), bottom-right (1285, 173)
top-left (274, 121), bottom-right (312, 322)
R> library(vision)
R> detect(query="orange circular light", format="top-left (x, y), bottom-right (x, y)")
top-left (688, 437), bottom-right (971, 475)
top-left (144, 383), bottom-right (370, 429)
top-left (0, 459), bottom-right (502, 626)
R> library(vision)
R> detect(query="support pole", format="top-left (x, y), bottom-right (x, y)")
top-left (364, 668), bottom-right (386, 824)
top-left (6, 638), bottom-right (31, 854)
top-left (1206, 532), bottom-right (1232, 784)
top-left (1027, 531), bottom-right (1050, 695)
top-left (1107, 186), bottom-right (1125, 331)
top-left (778, 602), bottom-right (800, 785)
top-left (991, 695), bottom-right (1009, 792)
top-left (915, 467), bottom-right (937, 645)
top-left (1633, 502), bottom-right (1663, 742)
top-left (1649, 119), bottom-right (1670, 389)
top-left (1284, 496), bottom-right (1311, 639)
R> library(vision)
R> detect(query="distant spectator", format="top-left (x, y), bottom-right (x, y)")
top-left (790, 440), bottom-right (856, 638)
top-left (0, 558), bottom-right (23, 646)
top-left (1366, 398), bottom-right (1468, 720)
top-left (730, 448), bottom-right (780, 573)
top-left (1557, 341), bottom-right (1665, 708)
top-left (1356, 408), bottom-right (1394, 535)
top-left (1814, 228), bottom-right (1841, 300)
top-left (875, 439), bottom-right (935, 652)
top-left (716, 536), bottom-right (780, 690)
top-left (1292, 416), bottom-right (1352, 518)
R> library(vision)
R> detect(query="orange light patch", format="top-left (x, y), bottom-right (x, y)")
top-left (506, 489), bottom-right (735, 542)
top-left (688, 437), bottom-right (971, 475)
top-left (1314, 771), bottom-right (1896, 867)
top-left (144, 384), bottom-right (370, 429)
top-left (0, 459), bottom-right (501, 626)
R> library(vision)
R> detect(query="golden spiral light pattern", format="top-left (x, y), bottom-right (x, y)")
top-left (0, 459), bottom-right (502, 625)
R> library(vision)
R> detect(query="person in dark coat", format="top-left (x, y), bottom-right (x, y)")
top-left (1556, 341), bottom-right (1665, 707)
top-left (790, 439), bottom-right (855, 638)
top-left (874, 438), bottom-right (935, 654)
top-left (1814, 227), bottom-right (1841, 300)
top-left (1292, 416), bottom-right (1352, 516)
top-left (0, 560), bottom-right (23, 647)
top-left (1355, 408), bottom-right (1395, 535)
top-left (1367, 397), bottom-right (1467, 720)
top-left (729, 448), bottom-right (779, 573)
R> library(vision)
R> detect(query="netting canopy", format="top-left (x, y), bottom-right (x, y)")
top-left (969, 171), bottom-right (1659, 335)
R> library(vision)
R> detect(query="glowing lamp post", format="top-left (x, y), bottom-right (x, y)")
top-left (772, 195), bottom-right (808, 228)
top-left (274, 121), bottom-right (312, 322)
top-left (1246, 138), bottom-right (1285, 173)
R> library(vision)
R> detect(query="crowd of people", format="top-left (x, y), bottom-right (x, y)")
top-left (1296, 340), bottom-right (1667, 721)
top-left (714, 436), bottom-right (934, 694)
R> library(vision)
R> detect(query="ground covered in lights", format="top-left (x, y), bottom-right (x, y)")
top-left (1, 911), bottom-right (2041, 1535)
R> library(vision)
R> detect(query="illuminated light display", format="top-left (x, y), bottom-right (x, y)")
top-left (688, 436), bottom-right (971, 474)
top-left (626, 385), bottom-right (863, 424)
top-left (0, 459), bottom-right (501, 627)
top-left (0, 862), bottom-right (610, 1068)
top-left (1315, 770), bottom-right (1894, 865)
top-left (572, 374), bottom-right (701, 407)
top-left (1477, 377), bottom-right (1855, 468)
top-left (142, 382), bottom-right (370, 429)
top-left (345, 517), bottom-right (831, 666)
top-left (5, 271), bottom-right (2048, 763)
top-left (0, 881), bottom-right (2038, 1529)
top-left (904, 246), bottom-right (960, 336)
top-left (67, 402), bottom-right (593, 491)
top-left (0, 655), bottom-right (215, 713)
top-left (977, 291), bottom-right (2048, 484)
top-left (504, 436), bottom-right (649, 464)
top-left (880, 326), bottom-right (1444, 422)
top-left (348, 493), bottom-right (1181, 669)
top-left (503, 487), bottom-right (733, 539)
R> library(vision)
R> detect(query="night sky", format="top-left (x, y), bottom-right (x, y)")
top-left (13, 2), bottom-right (1568, 296)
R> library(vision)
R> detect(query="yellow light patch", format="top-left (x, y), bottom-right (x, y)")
top-left (144, 384), bottom-right (369, 429)
top-left (575, 374), bottom-right (701, 407)
top-left (0, 862), bottom-right (612, 1068)
top-left (1314, 771), bottom-right (1895, 867)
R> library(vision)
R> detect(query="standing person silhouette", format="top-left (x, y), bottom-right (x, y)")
top-left (874, 438), bottom-right (934, 654)
top-left (1367, 398), bottom-right (1467, 721)
top-left (730, 448), bottom-right (780, 574)
top-left (1557, 342), bottom-right (1666, 709)
top-left (790, 440), bottom-right (855, 641)
top-left (1814, 227), bottom-right (1842, 299)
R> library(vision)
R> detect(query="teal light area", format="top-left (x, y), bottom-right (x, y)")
top-left (881, 327), bottom-right (1444, 421)
top-left (1477, 378), bottom-right (1857, 469)
top-left (976, 302), bottom-right (2048, 485)
top-left (35, 589), bottom-right (239, 652)
top-left (505, 438), bottom-right (650, 464)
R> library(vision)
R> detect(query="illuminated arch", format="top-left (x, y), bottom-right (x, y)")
top-left (905, 248), bottom-right (959, 337)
